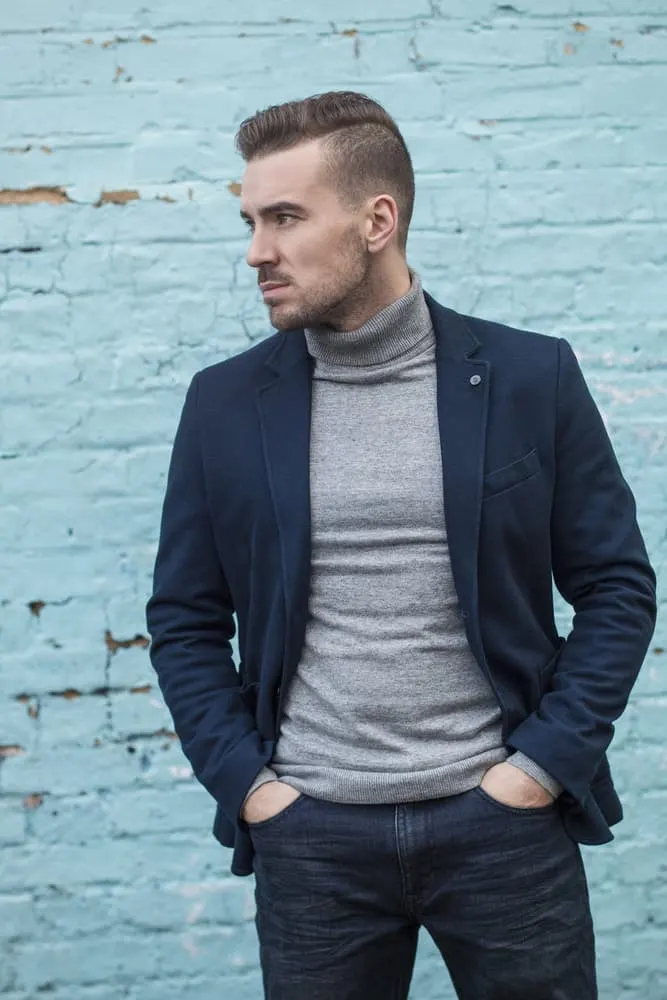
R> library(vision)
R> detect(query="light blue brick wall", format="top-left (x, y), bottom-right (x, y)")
top-left (1, 3), bottom-right (665, 997)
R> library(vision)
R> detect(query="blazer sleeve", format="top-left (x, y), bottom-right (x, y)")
top-left (146, 374), bottom-right (271, 826)
top-left (506, 338), bottom-right (657, 806)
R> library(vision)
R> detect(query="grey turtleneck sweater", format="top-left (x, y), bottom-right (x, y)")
top-left (244, 270), bottom-right (560, 806)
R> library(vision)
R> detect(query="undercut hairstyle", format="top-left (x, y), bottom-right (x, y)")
top-left (234, 90), bottom-right (415, 254)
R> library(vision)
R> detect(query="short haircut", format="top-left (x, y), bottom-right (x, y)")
top-left (234, 90), bottom-right (415, 253)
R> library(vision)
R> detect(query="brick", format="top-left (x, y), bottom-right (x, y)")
top-left (0, 894), bottom-right (40, 942)
top-left (12, 923), bottom-right (257, 989)
top-left (1, 835), bottom-right (226, 892)
top-left (0, 799), bottom-right (26, 846)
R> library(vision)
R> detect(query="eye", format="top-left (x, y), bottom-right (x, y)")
top-left (276, 213), bottom-right (295, 225)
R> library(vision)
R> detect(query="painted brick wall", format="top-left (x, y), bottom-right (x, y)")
top-left (1, 2), bottom-right (665, 997)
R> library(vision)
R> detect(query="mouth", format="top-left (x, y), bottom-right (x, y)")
top-left (260, 281), bottom-right (289, 298)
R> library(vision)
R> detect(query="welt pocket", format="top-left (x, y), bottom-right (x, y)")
top-left (483, 448), bottom-right (540, 500)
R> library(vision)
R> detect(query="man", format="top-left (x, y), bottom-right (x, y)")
top-left (146, 91), bottom-right (656, 1000)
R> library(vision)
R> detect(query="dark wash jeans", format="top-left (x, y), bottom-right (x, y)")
top-left (250, 787), bottom-right (597, 1000)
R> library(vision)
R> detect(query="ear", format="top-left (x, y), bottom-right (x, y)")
top-left (365, 194), bottom-right (400, 254)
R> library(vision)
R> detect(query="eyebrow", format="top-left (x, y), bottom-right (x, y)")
top-left (240, 201), bottom-right (306, 223)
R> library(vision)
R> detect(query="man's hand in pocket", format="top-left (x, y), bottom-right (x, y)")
top-left (481, 761), bottom-right (555, 809)
top-left (242, 782), bottom-right (302, 825)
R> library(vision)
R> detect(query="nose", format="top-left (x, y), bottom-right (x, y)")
top-left (246, 227), bottom-right (278, 269)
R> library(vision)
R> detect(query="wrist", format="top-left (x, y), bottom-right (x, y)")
top-left (507, 752), bottom-right (563, 799)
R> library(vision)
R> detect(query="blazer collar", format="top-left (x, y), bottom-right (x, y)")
top-left (262, 291), bottom-right (481, 376)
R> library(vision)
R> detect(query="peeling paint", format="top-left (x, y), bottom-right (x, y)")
top-left (124, 728), bottom-right (176, 741)
top-left (104, 630), bottom-right (150, 653)
top-left (0, 745), bottom-right (25, 758)
top-left (227, 181), bottom-right (242, 197)
top-left (573, 21), bottom-right (590, 33)
top-left (51, 689), bottom-right (82, 700)
top-left (102, 35), bottom-right (131, 49)
top-left (0, 187), bottom-right (71, 206)
top-left (95, 189), bottom-right (141, 207)
top-left (28, 600), bottom-right (46, 617)
top-left (23, 793), bottom-right (44, 810)
top-left (4, 144), bottom-right (52, 155)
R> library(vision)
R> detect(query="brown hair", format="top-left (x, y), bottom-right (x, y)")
top-left (235, 90), bottom-right (415, 253)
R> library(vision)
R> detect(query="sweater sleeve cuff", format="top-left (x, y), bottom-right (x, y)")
top-left (506, 751), bottom-right (564, 799)
top-left (242, 766), bottom-right (279, 807)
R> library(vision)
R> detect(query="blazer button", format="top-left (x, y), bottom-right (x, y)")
top-left (469, 374), bottom-right (482, 386)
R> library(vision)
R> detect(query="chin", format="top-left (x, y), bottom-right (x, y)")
top-left (269, 306), bottom-right (306, 332)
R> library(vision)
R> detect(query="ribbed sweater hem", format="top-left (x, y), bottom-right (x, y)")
top-left (272, 745), bottom-right (509, 805)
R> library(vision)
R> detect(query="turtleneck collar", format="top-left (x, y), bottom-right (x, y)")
top-left (304, 269), bottom-right (433, 368)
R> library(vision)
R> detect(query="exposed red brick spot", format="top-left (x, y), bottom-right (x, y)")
top-left (23, 793), bottom-right (44, 810)
top-left (83, 38), bottom-right (94, 45)
top-left (342, 28), bottom-right (358, 37)
top-left (0, 745), bottom-right (25, 758)
top-left (156, 194), bottom-right (176, 203)
top-left (28, 600), bottom-right (46, 617)
top-left (610, 38), bottom-right (624, 47)
top-left (105, 630), bottom-right (150, 654)
top-left (654, 647), bottom-right (664, 655)
top-left (126, 728), bottom-right (177, 741)
top-left (0, 187), bottom-right (71, 206)
top-left (130, 684), bottom-right (153, 694)
top-left (573, 21), bottom-right (590, 32)
top-left (95, 189), bottom-right (141, 207)
top-left (27, 701), bottom-right (40, 719)
top-left (15, 694), bottom-right (31, 704)
top-left (55, 689), bottom-right (82, 700)
top-left (102, 35), bottom-right (130, 48)
top-left (227, 181), bottom-right (242, 197)
top-left (140, 34), bottom-right (156, 44)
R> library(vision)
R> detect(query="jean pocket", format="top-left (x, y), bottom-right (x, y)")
top-left (473, 785), bottom-right (556, 817)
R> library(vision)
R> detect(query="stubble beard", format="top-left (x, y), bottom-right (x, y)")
top-left (268, 235), bottom-right (371, 332)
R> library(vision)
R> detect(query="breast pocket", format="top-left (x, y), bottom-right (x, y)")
top-left (483, 448), bottom-right (541, 501)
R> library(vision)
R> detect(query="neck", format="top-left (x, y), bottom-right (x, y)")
top-left (304, 267), bottom-right (433, 368)
top-left (326, 263), bottom-right (412, 332)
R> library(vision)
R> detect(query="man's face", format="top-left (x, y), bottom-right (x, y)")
top-left (240, 139), bottom-right (371, 331)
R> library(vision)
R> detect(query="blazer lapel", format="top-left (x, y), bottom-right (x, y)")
top-left (256, 332), bottom-right (313, 682)
top-left (426, 294), bottom-right (491, 658)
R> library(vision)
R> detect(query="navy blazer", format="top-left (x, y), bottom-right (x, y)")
top-left (146, 293), bottom-right (656, 876)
